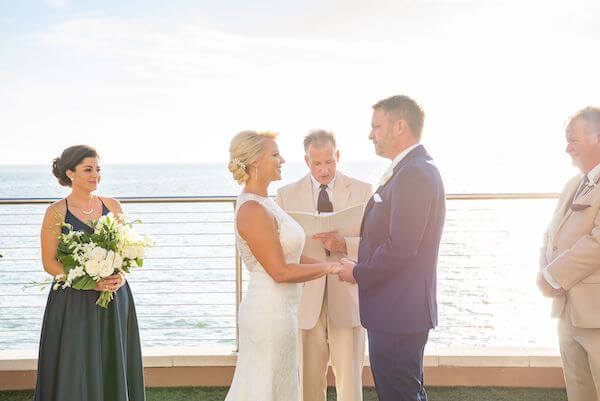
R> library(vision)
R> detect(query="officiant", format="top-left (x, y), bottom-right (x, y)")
top-left (275, 130), bottom-right (372, 401)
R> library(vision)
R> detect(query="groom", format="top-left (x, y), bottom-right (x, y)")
top-left (339, 95), bottom-right (445, 401)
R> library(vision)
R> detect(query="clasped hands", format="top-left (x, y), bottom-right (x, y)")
top-left (327, 258), bottom-right (357, 284)
top-left (312, 230), bottom-right (355, 283)
top-left (95, 273), bottom-right (126, 293)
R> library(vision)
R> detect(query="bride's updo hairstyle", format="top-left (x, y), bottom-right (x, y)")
top-left (52, 145), bottom-right (99, 187)
top-left (228, 130), bottom-right (278, 185)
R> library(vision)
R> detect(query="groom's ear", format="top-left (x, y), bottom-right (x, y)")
top-left (395, 119), bottom-right (407, 137)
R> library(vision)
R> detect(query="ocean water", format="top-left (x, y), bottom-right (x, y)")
top-left (0, 163), bottom-right (559, 351)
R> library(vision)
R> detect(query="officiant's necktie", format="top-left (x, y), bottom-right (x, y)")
top-left (317, 184), bottom-right (333, 256)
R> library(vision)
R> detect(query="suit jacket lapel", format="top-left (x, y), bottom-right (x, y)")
top-left (577, 179), bottom-right (599, 201)
top-left (360, 145), bottom-right (427, 236)
top-left (299, 174), bottom-right (315, 212)
top-left (554, 179), bottom-right (584, 235)
top-left (563, 178), bottom-right (599, 225)
top-left (360, 196), bottom-right (374, 237)
top-left (332, 172), bottom-right (351, 210)
top-left (378, 145), bottom-right (427, 192)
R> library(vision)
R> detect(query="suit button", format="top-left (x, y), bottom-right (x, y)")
top-left (552, 246), bottom-right (558, 251)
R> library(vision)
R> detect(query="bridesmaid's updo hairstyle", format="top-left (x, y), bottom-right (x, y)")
top-left (228, 130), bottom-right (278, 185)
top-left (52, 145), bottom-right (99, 187)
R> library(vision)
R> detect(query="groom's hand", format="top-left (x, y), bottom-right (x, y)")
top-left (338, 258), bottom-right (357, 284)
top-left (313, 231), bottom-right (347, 254)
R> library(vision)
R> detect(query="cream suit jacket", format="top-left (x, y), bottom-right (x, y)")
top-left (276, 172), bottom-right (373, 329)
top-left (541, 175), bottom-right (600, 327)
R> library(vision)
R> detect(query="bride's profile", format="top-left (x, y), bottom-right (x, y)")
top-left (224, 130), bottom-right (342, 401)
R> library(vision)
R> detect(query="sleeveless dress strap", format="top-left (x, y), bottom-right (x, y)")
top-left (236, 193), bottom-right (281, 228)
top-left (236, 193), bottom-right (267, 210)
top-left (97, 197), bottom-right (111, 214)
top-left (64, 198), bottom-right (73, 220)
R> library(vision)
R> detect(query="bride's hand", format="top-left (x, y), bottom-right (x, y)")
top-left (327, 262), bottom-right (343, 275)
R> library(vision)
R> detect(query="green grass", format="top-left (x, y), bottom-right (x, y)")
top-left (0, 386), bottom-right (567, 401)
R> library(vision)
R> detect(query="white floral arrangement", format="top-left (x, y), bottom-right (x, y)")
top-left (53, 213), bottom-right (154, 308)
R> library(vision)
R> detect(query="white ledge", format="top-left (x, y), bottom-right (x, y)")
top-left (0, 346), bottom-right (562, 371)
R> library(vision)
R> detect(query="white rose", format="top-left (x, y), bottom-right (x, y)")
top-left (98, 260), bottom-right (114, 278)
top-left (112, 253), bottom-right (124, 270)
top-left (135, 245), bottom-right (146, 259)
top-left (85, 260), bottom-right (101, 277)
top-left (104, 250), bottom-right (118, 270)
top-left (123, 246), bottom-right (138, 260)
top-left (88, 246), bottom-right (107, 262)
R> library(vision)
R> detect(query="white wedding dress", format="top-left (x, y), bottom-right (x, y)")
top-left (224, 192), bottom-right (305, 401)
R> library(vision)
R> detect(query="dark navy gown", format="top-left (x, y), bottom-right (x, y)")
top-left (34, 199), bottom-right (145, 401)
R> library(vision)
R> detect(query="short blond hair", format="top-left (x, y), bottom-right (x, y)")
top-left (228, 130), bottom-right (278, 184)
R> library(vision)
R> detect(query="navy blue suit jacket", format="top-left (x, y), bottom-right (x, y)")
top-left (353, 145), bottom-right (445, 335)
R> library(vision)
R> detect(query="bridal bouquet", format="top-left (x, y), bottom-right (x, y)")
top-left (54, 212), bottom-right (154, 308)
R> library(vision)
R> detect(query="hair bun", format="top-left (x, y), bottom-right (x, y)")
top-left (228, 160), bottom-right (249, 184)
top-left (228, 130), bottom-right (278, 186)
top-left (52, 157), bottom-right (62, 177)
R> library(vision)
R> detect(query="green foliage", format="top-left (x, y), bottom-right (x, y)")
top-left (71, 276), bottom-right (97, 291)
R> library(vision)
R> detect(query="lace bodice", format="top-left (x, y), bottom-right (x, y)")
top-left (235, 192), bottom-right (305, 273)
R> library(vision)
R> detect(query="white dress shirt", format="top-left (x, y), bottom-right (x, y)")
top-left (310, 173), bottom-right (336, 211)
top-left (544, 162), bottom-right (600, 289)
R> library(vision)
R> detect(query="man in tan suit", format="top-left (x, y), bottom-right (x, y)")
top-left (276, 130), bottom-right (372, 401)
top-left (538, 107), bottom-right (600, 401)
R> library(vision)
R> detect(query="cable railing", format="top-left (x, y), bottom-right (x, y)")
top-left (0, 194), bottom-right (561, 352)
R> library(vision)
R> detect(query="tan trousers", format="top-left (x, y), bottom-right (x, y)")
top-left (559, 315), bottom-right (600, 401)
top-left (299, 291), bottom-right (365, 401)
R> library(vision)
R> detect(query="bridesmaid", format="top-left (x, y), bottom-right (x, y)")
top-left (34, 145), bottom-right (145, 401)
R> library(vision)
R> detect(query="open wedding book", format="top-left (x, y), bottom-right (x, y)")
top-left (287, 204), bottom-right (366, 259)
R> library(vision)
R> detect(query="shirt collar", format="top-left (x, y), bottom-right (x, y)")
top-left (310, 172), bottom-right (336, 192)
top-left (586, 162), bottom-right (600, 185)
top-left (388, 143), bottom-right (421, 172)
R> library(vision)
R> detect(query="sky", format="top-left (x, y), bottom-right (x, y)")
top-left (2, 0), bottom-right (600, 191)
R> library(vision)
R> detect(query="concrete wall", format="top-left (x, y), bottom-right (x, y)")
top-left (0, 346), bottom-right (565, 391)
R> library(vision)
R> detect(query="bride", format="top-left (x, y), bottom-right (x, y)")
top-left (225, 130), bottom-right (342, 401)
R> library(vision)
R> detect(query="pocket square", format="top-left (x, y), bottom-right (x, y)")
top-left (373, 193), bottom-right (383, 203)
top-left (571, 203), bottom-right (591, 211)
